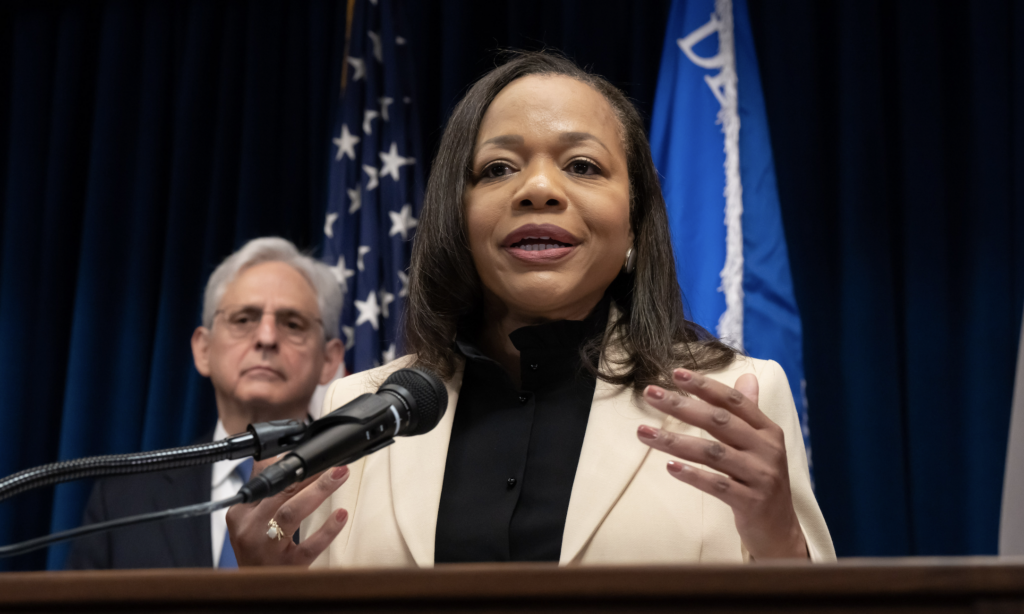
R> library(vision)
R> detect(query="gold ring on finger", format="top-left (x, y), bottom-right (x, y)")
top-left (266, 518), bottom-right (284, 541)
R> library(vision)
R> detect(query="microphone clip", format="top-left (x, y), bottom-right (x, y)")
top-left (245, 420), bottom-right (309, 460)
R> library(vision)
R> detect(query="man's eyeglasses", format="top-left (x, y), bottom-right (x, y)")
top-left (213, 306), bottom-right (325, 345)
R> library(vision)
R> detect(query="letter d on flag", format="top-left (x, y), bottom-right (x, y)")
top-left (651, 0), bottom-right (812, 465)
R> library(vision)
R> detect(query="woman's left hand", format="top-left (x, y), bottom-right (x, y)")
top-left (637, 368), bottom-right (807, 560)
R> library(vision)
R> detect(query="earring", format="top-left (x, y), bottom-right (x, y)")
top-left (623, 247), bottom-right (637, 274)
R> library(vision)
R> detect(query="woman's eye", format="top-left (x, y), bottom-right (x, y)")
top-left (568, 160), bottom-right (599, 175)
top-left (483, 163), bottom-right (512, 178)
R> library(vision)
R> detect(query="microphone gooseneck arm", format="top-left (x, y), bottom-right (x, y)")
top-left (0, 368), bottom-right (448, 560)
top-left (0, 419), bottom-right (307, 503)
top-left (0, 494), bottom-right (246, 559)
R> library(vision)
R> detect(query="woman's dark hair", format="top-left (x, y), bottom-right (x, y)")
top-left (404, 51), bottom-right (735, 391)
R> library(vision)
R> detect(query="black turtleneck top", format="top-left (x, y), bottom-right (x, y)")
top-left (433, 301), bottom-right (608, 563)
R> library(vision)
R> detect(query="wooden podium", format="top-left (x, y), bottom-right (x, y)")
top-left (1, 557), bottom-right (1023, 613)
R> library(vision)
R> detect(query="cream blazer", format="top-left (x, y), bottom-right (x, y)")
top-left (303, 354), bottom-right (835, 567)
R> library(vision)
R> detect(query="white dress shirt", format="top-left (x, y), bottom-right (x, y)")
top-left (210, 421), bottom-right (249, 568)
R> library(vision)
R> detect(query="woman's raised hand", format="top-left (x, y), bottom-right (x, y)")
top-left (225, 459), bottom-right (350, 566)
top-left (637, 368), bottom-right (807, 560)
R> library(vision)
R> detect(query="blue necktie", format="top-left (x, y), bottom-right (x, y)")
top-left (217, 457), bottom-right (254, 569)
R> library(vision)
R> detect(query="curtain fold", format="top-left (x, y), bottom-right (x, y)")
top-left (749, 0), bottom-right (1024, 555)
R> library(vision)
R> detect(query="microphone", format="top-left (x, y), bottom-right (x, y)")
top-left (239, 368), bottom-right (447, 503)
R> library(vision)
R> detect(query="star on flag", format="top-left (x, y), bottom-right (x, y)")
top-left (356, 246), bottom-right (371, 272)
top-left (324, 212), bottom-right (339, 238)
top-left (382, 343), bottom-right (396, 364)
top-left (397, 270), bottom-right (409, 298)
top-left (347, 56), bottom-right (366, 82)
top-left (330, 255), bottom-right (355, 298)
top-left (379, 288), bottom-right (395, 319)
top-left (354, 290), bottom-right (381, 330)
top-left (363, 165), bottom-right (379, 191)
top-left (367, 31), bottom-right (383, 62)
top-left (363, 110), bottom-right (379, 135)
top-left (378, 97), bottom-right (394, 121)
top-left (379, 142), bottom-right (415, 181)
top-left (333, 124), bottom-right (359, 161)
top-left (347, 187), bottom-right (361, 214)
top-left (388, 204), bottom-right (418, 240)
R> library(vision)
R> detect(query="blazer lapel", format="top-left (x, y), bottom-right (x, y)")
top-left (560, 304), bottom-right (666, 564)
top-left (389, 363), bottom-right (464, 567)
top-left (559, 374), bottom-right (661, 564)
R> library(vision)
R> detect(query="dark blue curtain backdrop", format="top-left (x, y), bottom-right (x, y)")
top-left (747, 0), bottom-right (1024, 556)
top-left (0, 0), bottom-right (1020, 571)
top-left (0, 0), bottom-right (348, 570)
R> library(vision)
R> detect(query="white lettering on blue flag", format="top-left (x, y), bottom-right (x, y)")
top-left (652, 0), bottom-right (812, 466)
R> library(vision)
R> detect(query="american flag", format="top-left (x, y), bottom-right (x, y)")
top-left (323, 0), bottom-right (423, 373)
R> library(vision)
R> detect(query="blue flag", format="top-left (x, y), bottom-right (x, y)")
top-left (322, 0), bottom-right (423, 373)
top-left (651, 0), bottom-right (811, 461)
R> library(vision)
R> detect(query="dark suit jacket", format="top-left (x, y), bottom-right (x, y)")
top-left (66, 461), bottom-right (215, 569)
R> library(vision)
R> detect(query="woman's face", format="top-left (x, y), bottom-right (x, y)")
top-left (464, 74), bottom-right (632, 322)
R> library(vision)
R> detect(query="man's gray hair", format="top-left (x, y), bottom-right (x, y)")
top-left (202, 237), bottom-right (342, 340)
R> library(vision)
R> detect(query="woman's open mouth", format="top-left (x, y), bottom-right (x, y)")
top-left (502, 224), bottom-right (578, 263)
top-left (509, 236), bottom-right (574, 251)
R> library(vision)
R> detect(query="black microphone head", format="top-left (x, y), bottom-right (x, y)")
top-left (378, 368), bottom-right (448, 436)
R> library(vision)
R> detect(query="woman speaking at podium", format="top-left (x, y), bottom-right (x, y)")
top-left (227, 52), bottom-right (835, 567)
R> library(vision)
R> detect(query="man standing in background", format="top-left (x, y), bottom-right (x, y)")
top-left (67, 237), bottom-right (343, 569)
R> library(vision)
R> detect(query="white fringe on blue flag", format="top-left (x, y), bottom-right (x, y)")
top-left (678, 0), bottom-right (744, 350)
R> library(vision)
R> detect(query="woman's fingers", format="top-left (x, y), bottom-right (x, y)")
top-left (226, 459), bottom-right (350, 567)
top-left (273, 466), bottom-right (350, 536)
top-left (246, 456), bottom-right (334, 523)
top-left (643, 384), bottom-right (759, 450)
top-left (639, 368), bottom-right (806, 560)
top-left (292, 508), bottom-right (349, 566)
top-left (637, 425), bottom-right (765, 486)
top-left (664, 460), bottom-right (753, 510)
top-left (231, 458), bottom-right (300, 524)
top-left (733, 373), bottom-right (759, 407)
top-left (667, 457), bottom-right (806, 559)
top-left (672, 368), bottom-right (772, 430)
